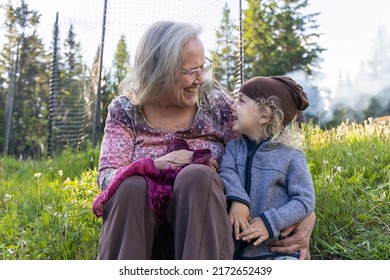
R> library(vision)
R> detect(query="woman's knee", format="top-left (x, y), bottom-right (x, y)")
top-left (109, 175), bottom-right (148, 206)
top-left (174, 164), bottom-right (222, 194)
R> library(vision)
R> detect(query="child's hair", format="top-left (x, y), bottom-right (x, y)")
top-left (254, 95), bottom-right (303, 149)
top-left (239, 76), bottom-right (309, 148)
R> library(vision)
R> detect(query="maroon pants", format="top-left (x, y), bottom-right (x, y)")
top-left (97, 164), bottom-right (234, 260)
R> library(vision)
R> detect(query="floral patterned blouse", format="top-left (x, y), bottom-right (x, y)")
top-left (97, 87), bottom-right (236, 191)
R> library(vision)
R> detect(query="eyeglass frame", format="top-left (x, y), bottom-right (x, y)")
top-left (179, 57), bottom-right (214, 77)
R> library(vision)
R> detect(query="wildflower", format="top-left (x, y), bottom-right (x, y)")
top-left (54, 212), bottom-right (61, 217)
top-left (19, 239), bottom-right (27, 247)
top-left (58, 170), bottom-right (63, 176)
top-left (7, 248), bottom-right (15, 255)
top-left (5, 194), bottom-right (12, 201)
top-left (34, 172), bottom-right (41, 178)
top-left (337, 166), bottom-right (343, 172)
top-left (322, 159), bottom-right (328, 165)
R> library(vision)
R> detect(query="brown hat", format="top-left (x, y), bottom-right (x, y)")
top-left (239, 76), bottom-right (309, 126)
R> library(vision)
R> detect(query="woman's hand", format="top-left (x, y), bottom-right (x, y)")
top-left (270, 212), bottom-right (316, 260)
top-left (154, 150), bottom-right (193, 169)
top-left (229, 201), bottom-right (250, 241)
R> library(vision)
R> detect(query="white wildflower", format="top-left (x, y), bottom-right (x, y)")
top-left (7, 248), bottom-right (15, 255)
top-left (19, 239), bottom-right (27, 247)
top-left (34, 172), bottom-right (41, 178)
top-left (5, 194), bottom-right (12, 201)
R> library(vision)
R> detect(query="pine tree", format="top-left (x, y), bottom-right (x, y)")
top-left (1, 0), bottom-right (49, 158)
top-left (101, 34), bottom-right (131, 127)
top-left (211, 3), bottom-right (240, 93)
top-left (363, 25), bottom-right (390, 118)
top-left (55, 24), bottom-right (86, 148)
top-left (367, 25), bottom-right (390, 77)
top-left (243, 0), bottom-right (324, 78)
top-left (112, 34), bottom-right (131, 91)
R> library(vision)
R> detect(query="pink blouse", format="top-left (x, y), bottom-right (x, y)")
top-left (97, 87), bottom-right (236, 190)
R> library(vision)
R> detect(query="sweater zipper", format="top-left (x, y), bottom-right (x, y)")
top-left (243, 136), bottom-right (270, 195)
top-left (243, 137), bottom-right (257, 194)
top-left (244, 148), bottom-right (255, 194)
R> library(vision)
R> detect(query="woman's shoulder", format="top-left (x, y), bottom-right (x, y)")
top-left (108, 95), bottom-right (138, 115)
top-left (200, 84), bottom-right (234, 121)
top-left (107, 95), bottom-right (138, 128)
top-left (203, 85), bottom-right (234, 107)
top-left (111, 95), bottom-right (135, 110)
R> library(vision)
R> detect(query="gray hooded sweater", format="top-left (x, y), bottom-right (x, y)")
top-left (219, 136), bottom-right (315, 259)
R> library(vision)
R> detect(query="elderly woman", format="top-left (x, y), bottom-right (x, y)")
top-left (95, 21), bottom-right (315, 260)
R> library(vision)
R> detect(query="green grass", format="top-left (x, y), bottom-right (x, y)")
top-left (0, 119), bottom-right (389, 259)
top-left (303, 119), bottom-right (390, 259)
top-left (0, 147), bottom-right (101, 259)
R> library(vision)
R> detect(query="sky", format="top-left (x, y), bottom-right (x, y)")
top-left (3, 0), bottom-right (390, 98)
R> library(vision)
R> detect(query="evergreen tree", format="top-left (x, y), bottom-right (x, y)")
top-left (367, 25), bottom-right (390, 77)
top-left (242, 0), bottom-right (275, 79)
top-left (63, 24), bottom-right (84, 83)
top-left (211, 3), bottom-right (240, 93)
top-left (112, 34), bottom-right (130, 92)
top-left (366, 25), bottom-right (390, 117)
top-left (243, 0), bottom-right (324, 78)
top-left (0, 0), bottom-right (49, 158)
top-left (101, 34), bottom-right (131, 128)
top-left (56, 24), bottom-right (86, 148)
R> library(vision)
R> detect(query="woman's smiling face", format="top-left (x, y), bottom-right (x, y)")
top-left (171, 36), bottom-right (206, 108)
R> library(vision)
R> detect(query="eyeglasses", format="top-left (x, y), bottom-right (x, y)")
top-left (180, 57), bottom-right (214, 77)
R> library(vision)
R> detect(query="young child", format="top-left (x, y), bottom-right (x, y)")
top-left (219, 76), bottom-right (315, 260)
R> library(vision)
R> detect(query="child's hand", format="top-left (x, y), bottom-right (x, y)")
top-left (240, 217), bottom-right (269, 245)
top-left (229, 201), bottom-right (250, 240)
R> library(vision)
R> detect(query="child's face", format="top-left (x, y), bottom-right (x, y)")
top-left (231, 93), bottom-right (262, 140)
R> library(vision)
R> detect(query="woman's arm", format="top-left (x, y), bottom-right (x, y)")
top-left (97, 101), bottom-right (136, 190)
top-left (269, 212), bottom-right (316, 260)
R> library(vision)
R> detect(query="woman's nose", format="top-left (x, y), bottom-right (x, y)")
top-left (194, 75), bottom-right (205, 85)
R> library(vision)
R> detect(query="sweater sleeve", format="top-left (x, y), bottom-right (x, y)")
top-left (97, 98), bottom-right (136, 191)
top-left (219, 140), bottom-right (250, 207)
top-left (261, 150), bottom-right (316, 237)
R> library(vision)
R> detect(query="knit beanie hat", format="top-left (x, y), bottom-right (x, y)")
top-left (239, 76), bottom-right (309, 126)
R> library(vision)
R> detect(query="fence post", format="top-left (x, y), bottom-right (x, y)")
top-left (48, 12), bottom-right (60, 157)
top-left (92, 0), bottom-right (108, 148)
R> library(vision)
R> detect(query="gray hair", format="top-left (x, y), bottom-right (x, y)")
top-left (119, 21), bottom-right (212, 105)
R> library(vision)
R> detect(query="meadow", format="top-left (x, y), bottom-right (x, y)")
top-left (0, 119), bottom-right (389, 260)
